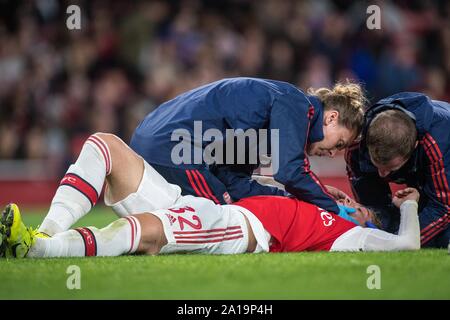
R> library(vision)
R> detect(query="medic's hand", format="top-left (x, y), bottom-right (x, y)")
top-left (326, 185), bottom-right (351, 201)
top-left (337, 205), bottom-right (359, 225)
top-left (338, 204), bottom-right (356, 216)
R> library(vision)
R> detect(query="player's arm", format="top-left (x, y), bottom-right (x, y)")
top-left (361, 188), bottom-right (421, 251)
top-left (270, 93), bottom-right (340, 214)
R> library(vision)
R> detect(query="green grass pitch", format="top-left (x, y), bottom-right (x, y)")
top-left (0, 207), bottom-right (449, 299)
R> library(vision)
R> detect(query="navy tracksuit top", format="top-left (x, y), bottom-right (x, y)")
top-left (346, 92), bottom-right (450, 247)
top-left (131, 77), bottom-right (339, 213)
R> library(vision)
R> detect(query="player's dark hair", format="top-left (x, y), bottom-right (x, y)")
top-left (308, 80), bottom-right (367, 138)
top-left (366, 110), bottom-right (417, 165)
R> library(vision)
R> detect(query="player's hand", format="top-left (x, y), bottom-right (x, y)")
top-left (326, 185), bottom-right (351, 201)
top-left (392, 188), bottom-right (420, 208)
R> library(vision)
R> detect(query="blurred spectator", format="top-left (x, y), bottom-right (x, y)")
top-left (0, 0), bottom-right (448, 178)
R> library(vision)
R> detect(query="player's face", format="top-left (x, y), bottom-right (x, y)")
top-left (336, 197), bottom-right (372, 226)
top-left (307, 111), bottom-right (356, 158)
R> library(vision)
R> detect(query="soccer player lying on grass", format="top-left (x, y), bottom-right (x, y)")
top-left (0, 133), bottom-right (420, 258)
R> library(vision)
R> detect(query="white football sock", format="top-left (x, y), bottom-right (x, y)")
top-left (38, 134), bottom-right (112, 236)
top-left (28, 216), bottom-right (141, 257)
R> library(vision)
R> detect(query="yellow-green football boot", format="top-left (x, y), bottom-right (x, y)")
top-left (1, 203), bottom-right (48, 258)
top-left (0, 223), bottom-right (8, 258)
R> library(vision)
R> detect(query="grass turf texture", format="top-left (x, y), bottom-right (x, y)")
top-left (0, 207), bottom-right (449, 299)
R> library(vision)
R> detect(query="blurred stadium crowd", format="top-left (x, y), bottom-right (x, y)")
top-left (0, 0), bottom-right (449, 177)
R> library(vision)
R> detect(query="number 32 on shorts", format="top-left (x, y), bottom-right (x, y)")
top-left (168, 206), bottom-right (203, 230)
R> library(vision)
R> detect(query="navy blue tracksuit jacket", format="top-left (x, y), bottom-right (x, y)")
top-left (131, 77), bottom-right (339, 214)
top-left (346, 92), bottom-right (450, 248)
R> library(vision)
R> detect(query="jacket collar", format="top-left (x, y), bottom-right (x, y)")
top-left (305, 95), bottom-right (324, 143)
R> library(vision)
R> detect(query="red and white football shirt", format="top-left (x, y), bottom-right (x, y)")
top-left (235, 196), bottom-right (357, 252)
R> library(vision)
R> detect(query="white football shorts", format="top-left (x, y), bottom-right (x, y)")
top-left (151, 195), bottom-right (249, 254)
top-left (104, 160), bottom-right (270, 254)
top-left (104, 160), bottom-right (182, 216)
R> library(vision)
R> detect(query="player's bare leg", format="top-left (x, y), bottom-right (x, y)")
top-left (37, 131), bottom-right (183, 238)
top-left (37, 133), bottom-right (144, 236)
top-left (133, 213), bottom-right (168, 255)
top-left (101, 133), bottom-right (145, 205)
